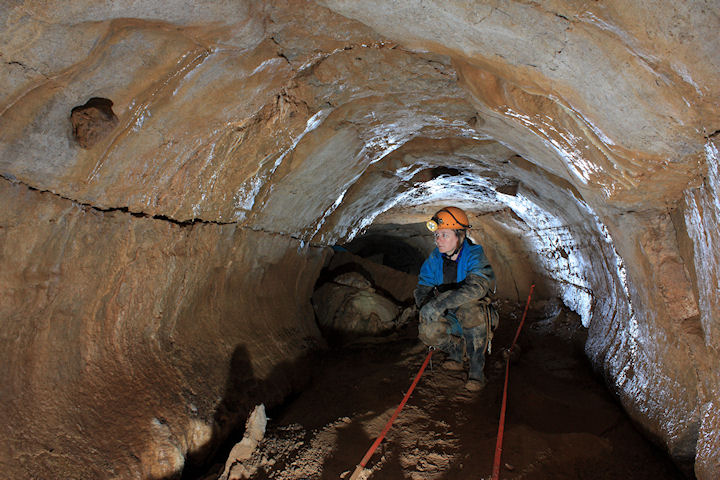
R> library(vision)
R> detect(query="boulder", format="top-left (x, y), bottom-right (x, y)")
top-left (312, 272), bottom-right (401, 337)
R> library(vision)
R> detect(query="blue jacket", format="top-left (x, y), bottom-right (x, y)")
top-left (418, 240), bottom-right (494, 287)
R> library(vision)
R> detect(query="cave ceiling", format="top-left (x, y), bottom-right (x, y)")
top-left (2, 0), bottom-right (717, 244)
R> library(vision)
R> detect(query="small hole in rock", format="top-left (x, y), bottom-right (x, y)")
top-left (70, 97), bottom-right (119, 149)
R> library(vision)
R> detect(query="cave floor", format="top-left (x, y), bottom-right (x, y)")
top-left (208, 301), bottom-right (684, 480)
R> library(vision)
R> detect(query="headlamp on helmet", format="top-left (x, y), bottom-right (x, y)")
top-left (425, 207), bottom-right (471, 232)
top-left (426, 217), bottom-right (440, 232)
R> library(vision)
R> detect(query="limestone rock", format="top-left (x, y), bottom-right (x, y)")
top-left (312, 273), bottom-right (401, 337)
top-left (0, 178), bottom-right (327, 479)
top-left (70, 97), bottom-right (119, 149)
top-left (333, 271), bottom-right (373, 290)
top-left (219, 404), bottom-right (267, 480)
top-left (327, 250), bottom-right (418, 304)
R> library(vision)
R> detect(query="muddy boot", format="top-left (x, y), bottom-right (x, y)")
top-left (465, 378), bottom-right (486, 392)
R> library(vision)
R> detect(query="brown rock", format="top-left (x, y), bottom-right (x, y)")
top-left (70, 97), bottom-right (118, 149)
top-left (0, 178), bottom-right (327, 479)
top-left (312, 273), bottom-right (400, 337)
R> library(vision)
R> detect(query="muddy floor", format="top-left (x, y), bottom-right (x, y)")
top-left (202, 300), bottom-right (685, 480)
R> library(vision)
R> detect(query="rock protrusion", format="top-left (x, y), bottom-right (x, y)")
top-left (312, 271), bottom-right (402, 338)
top-left (219, 404), bottom-right (267, 480)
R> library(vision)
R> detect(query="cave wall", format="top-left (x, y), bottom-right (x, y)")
top-left (0, 178), bottom-right (326, 479)
top-left (1, 0), bottom-right (719, 478)
top-left (682, 143), bottom-right (720, 479)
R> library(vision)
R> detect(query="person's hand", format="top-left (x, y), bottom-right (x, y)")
top-left (420, 300), bottom-right (444, 324)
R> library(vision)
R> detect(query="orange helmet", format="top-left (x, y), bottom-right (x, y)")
top-left (426, 207), bottom-right (471, 232)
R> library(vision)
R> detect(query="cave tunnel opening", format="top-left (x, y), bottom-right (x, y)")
top-left (340, 227), bottom-right (427, 276)
top-left (187, 197), bottom-right (686, 480)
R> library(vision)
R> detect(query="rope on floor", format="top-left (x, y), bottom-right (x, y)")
top-left (492, 284), bottom-right (535, 480)
top-left (348, 346), bottom-right (436, 480)
top-left (348, 285), bottom-right (534, 480)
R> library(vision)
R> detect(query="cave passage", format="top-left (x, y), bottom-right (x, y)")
top-left (191, 236), bottom-right (684, 480)
top-left (2, 2), bottom-right (718, 479)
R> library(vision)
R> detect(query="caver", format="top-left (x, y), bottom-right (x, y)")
top-left (414, 207), bottom-right (498, 392)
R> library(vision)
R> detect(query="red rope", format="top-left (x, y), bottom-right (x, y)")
top-left (349, 348), bottom-right (435, 480)
top-left (491, 284), bottom-right (535, 480)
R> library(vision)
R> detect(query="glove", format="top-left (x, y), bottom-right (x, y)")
top-left (419, 300), bottom-right (444, 324)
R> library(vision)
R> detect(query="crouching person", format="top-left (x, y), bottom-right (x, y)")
top-left (414, 207), bottom-right (498, 392)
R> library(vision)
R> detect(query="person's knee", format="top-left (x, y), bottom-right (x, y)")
top-left (418, 320), bottom-right (447, 346)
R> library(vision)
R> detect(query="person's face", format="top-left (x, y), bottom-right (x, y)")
top-left (434, 229), bottom-right (459, 254)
